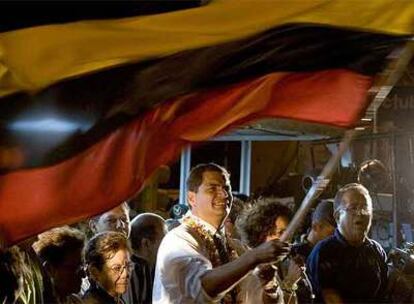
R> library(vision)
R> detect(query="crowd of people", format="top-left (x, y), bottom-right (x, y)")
top-left (0, 162), bottom-right (396, 303)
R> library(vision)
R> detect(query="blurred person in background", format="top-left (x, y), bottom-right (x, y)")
top-left (291, 200), bottom-right (336, 261)
top-left (33, 226), bottom-right (85, 304)
top-left (89, 203), bottom-right (131, 238)
top-left (237, 197), bottom-right (304, 304)
top-left (124, 213), bottom-right (167, 304)
top-left (289, 200), bottom-right (336, 303)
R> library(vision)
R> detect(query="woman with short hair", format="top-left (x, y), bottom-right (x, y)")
top-left (83, 231), bottom-right (132, 304)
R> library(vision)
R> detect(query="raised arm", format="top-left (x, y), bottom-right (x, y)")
top-left (201, 239), bottom-right (290, 298)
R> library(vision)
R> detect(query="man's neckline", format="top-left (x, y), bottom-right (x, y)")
top-left (335, 229), bottom-right (368, 247)
top-left (187, 213), bottom-right (225, 235)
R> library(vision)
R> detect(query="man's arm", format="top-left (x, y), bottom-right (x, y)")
top-left (201, 239), bottom-right (290, 298)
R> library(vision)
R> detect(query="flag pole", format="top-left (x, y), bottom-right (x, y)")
top-left (281, 130), bottom-right (355, 242)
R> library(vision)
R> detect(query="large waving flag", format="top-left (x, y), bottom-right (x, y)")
top-left (0, 0), bottom-right (413, 245)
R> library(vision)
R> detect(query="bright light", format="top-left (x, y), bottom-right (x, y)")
top-left (9, 118), bottom-right (88, 133)
top-left (410, 254), bottom-right (414, 260)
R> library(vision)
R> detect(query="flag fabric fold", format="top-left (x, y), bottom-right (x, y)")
top-left (0, 0), bottom-right (413, 244)
top-left (0, 69), bottom-right (372, 244)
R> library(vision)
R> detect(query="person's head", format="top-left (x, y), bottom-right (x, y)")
top-left (129, 213), bottom-right (167, 265)
top-left (334, 183), bottom-right (372, 246)
top-left (0, 246), bottom-right (28, 304)
top-left (237, 197), bottom-right (292, 248)
top-left (33, 226), bottom-right (85, 298)
top-left (85, 231), bottom-right (132, 297)
top-left (186, 163), bottom-right (232, 229)
top-left (308, 200), bottom-right (336, 245)
top-left (89, 202), bottom-right (131, 237)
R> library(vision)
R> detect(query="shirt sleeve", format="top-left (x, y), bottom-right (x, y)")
top-left (154, 228), bottom-right (227, 303)
top-left (162, 254), bottom-right (225, 303)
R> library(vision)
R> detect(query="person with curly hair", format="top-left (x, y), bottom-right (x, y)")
top-left (237, 197), bottom-right (304, 304)
top-left (33, 226), bottom-right (85, 304)
top-left (237, 198), bottom-right (293, 248)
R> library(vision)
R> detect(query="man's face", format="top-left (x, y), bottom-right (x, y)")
top-left (92, 205), bottom-right (130, 237)
top-left (265, 216), bottom-right (289, 242)
top-left (188, 171), bottom-right (231, 227)
top-left (93, 249), bottom-right (131, 297)
top-left (336, 189), bottom-right (372, 245)
top-left (313, 221), bottom-right (335, 243)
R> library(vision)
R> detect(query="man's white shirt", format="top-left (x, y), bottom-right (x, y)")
top-left (152, 214), bottom-right (271, 304)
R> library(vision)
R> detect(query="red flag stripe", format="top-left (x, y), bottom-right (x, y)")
top-left (0, 69), bottom-right (371, 245)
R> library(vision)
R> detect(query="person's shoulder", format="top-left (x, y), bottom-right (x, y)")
top-left (158, 223), bottom-right (201, 255)
top-left (367, 238), bottom-right (387, 259)
top-left (314, 234), bottom-right (338, 252)
top-left (166, 223), bottom-right (198, 240)
top-left (308, 234), bottom-right (340, 261)
top-left (82, 292), bottom-right (101, 304)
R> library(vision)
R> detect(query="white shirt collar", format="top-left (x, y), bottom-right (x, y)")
top-left (186, 212), bottom-right (225, 236)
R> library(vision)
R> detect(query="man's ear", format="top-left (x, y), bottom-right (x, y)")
top-left (334, 210), bottom-right (340, 224)
top-left (187, 191), bottom-right (196, 209)
top-left (89, 220), bottom-right (97, 234)
top-left (89, 265), bottom-right (100, 281)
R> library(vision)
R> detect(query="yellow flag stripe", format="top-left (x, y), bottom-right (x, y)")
top-left (0, 0), bottom-right (413, 97)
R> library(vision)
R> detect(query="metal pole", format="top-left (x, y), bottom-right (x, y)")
top-left (179, 146), bottom-right (192, 205)
top-left (239, 140), bottom-right (252, 195)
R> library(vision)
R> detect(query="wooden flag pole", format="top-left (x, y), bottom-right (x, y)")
top-left (281, 130), bottom-right (355, 242)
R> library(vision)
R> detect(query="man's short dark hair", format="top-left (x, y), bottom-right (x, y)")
top-left (130, 213), bottom-right (165, 251)
top-left (334, 183), bottom-right (371, 212)
top-left (312, 199), bottom-right (336, 227)
top-left (236, 197), bottom-right (292, 248)
top-left (33, 226), bottom-right (85, 267)
top-left (186, 163), bottom-right (230, 193)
